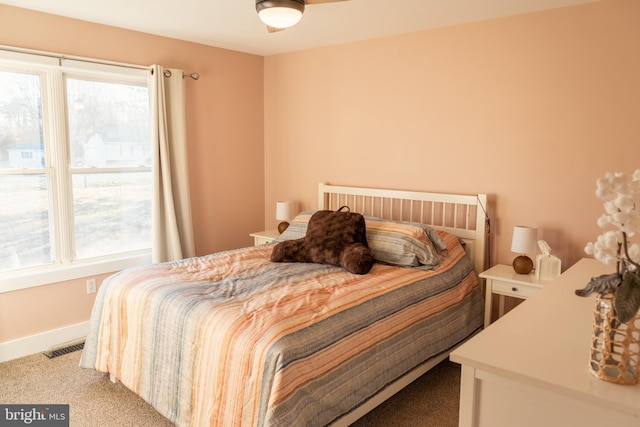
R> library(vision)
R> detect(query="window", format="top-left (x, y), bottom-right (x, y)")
top-left (0, 50), bottom-right (152, 291)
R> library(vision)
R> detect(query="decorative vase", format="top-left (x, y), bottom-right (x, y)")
top-left (589, 293), bottom-right (640, 385)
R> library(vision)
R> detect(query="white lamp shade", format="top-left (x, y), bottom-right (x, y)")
top-left (511, 226), bottom-right (537, 254)
top-left (258, 7), bottom-right (303, 28)
top-left (275, 201), bottom-right (295, 221)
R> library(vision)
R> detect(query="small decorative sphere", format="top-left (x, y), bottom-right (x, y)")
top-left (278, 221), bottom-right (290, 234)
top-left (513, 255), bottom-right (533, 274)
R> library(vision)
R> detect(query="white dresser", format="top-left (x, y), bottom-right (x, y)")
top-left (450, 258), bottom-right (640, 427)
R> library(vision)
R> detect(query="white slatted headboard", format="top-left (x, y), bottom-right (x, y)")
top-left (318, 183), bottom-right (488, 275)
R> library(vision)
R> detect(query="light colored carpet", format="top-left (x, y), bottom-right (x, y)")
top-left (352, 359), bottom-right (461, 427)
top-left (0, 350), bottom-right (460, 426)
top-left (0, 351), bottom-right (173, 427)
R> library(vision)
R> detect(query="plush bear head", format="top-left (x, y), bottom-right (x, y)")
top-left (270, 207), bottom-right (374, 274)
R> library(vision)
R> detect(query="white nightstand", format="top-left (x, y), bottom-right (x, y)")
top-left (249, 229), bottom-right (280, 246)
top-left (480, 264), bottom-right (551, 327)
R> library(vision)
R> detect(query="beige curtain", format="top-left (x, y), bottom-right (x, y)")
top-left (149, 65), bottom-right (195, 262)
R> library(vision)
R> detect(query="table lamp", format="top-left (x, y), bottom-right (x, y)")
top-left (511, 226), bottom-right (537, 274)
top-left (276, 201), bottom-right (294, 234)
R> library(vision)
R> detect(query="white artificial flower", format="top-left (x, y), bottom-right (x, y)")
top-left (585, 242), bottom-right (595, 255)
top-left (624, 215), bottom-right (640, 237)
top-left (603, 230), bottom-right (621, 247)
top-left (597, 214), bottom-right (611, 228)
top-left (588, 170), bottom-right (640, 268)
top-left (612, 211), bottom-right (630, 227)
top-left (615, 193), bottom-right (635, 214)
top-left (582, 170), bottom-right (640, 319)
top-left (585, 231), bottom-right (622, 266)
top-left (622, 219), bottom-right (638, 237)
top-left (596, 183), bottom-right (614, 201)
top-left (604, 200), bottom-right (619, 215)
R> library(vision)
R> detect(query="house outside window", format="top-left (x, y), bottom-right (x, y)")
top-left (9, 143), bottom-right (44, 167)
top-left (0, 50), bottom-right (152, 292)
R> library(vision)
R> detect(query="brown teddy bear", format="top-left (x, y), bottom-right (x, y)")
top-left (270, 207), bottom-right (374, 274)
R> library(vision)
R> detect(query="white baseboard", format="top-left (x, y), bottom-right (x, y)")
top-left (0, 322), bottom-right (89, 363)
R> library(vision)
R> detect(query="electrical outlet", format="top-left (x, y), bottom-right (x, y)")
top-left (86, 278), bottom-right (97, 294)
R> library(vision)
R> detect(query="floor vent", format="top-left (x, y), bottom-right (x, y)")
top-left (44, 341), bottom-right (85, 359)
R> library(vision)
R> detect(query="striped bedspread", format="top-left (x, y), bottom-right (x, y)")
top-left (80, 231), bottom-right (483, 426)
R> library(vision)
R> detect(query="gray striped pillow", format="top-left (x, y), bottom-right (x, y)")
top-left (276, 211), bottom-right (443, 267)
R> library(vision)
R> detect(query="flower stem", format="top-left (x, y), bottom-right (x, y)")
top-left (621, 231), bottom-right (640, 271)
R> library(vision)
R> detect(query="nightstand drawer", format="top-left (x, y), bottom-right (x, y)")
top-left (254, 235), bottom-right (275, 245)
top-left (250, 230), bottom-right (280, 246)
top-left (491, 279), bottom-right (541, 299)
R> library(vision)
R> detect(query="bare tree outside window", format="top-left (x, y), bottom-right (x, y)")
top-left (0, 68), bottom-right (152, 273)
top-left (66, 78), bottom-right (151, 259)
top-left (0, 71), bottom-right (51, 270)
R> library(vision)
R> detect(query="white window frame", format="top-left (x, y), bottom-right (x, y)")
top-left (0, 48), bottom-right (152, 294)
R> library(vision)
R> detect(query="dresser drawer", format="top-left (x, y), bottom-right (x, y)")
top-left (491, 279), bottom-right (541, 299)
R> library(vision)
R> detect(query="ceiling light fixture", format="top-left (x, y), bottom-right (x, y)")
top-left (256, 0), bottom-right (305, 29)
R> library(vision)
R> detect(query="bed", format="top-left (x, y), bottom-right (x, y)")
top-left (80, 183), bottom-right (489, 426)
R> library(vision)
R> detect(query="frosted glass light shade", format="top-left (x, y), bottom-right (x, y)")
top-left (258, 7), bottom-right (303, 29)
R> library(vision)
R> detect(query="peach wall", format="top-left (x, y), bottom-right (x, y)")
top-left (264, 0), bottom-right (640, 271)
top-left (2, 0), bottom-right (639, 352)
top-left (0, 5), bottom-right (264, 343)
top-left (0, 273), bottom-right (111, 342)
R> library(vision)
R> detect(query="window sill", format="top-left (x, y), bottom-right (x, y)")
top-left (0, 251), bottom-right (152, 294)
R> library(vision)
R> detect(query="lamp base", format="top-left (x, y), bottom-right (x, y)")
top-left (513, 255), bottom-right (533, 274)
top-left (278, 221), bottom-right (290, 234)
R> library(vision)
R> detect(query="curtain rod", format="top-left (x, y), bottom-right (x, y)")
top-left (2, 45), bottom-right (200, 81)
top-left (0, 45), bottom-right (150, 71)
top-left (162, 69), bottom-right (199, 80)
